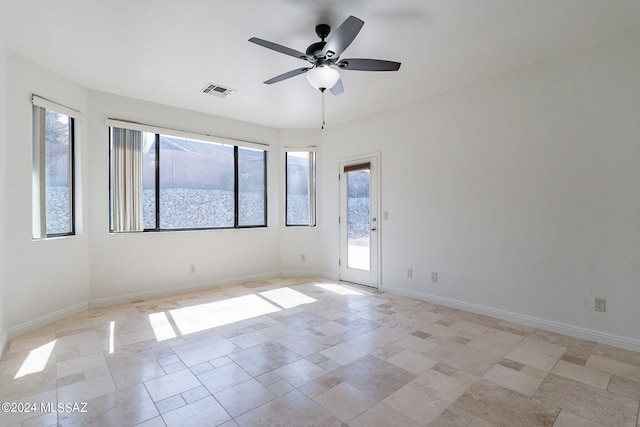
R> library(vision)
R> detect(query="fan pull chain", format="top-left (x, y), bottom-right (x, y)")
top-left (321, 88), bottom-right (326, 129)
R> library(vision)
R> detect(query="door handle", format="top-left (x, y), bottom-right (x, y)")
top-left (371, 227), bottom-right (377, 231)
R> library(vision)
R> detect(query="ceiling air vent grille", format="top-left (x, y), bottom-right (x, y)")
top-left (201, 83), bottom-right (236, 98)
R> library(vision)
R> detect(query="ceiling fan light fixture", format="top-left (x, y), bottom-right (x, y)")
top-left (305, 64), bottom-right (340, 91)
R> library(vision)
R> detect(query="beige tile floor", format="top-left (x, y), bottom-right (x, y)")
top-left (1, 277), bottom-right (639, 426)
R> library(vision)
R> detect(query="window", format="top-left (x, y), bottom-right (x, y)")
top-left (109, 122), bottom-right (267, 232)
top-left (285, 148), bottom-right (316, 226)
top-left (32, 96), bottom-right (80, 239)
top-left (238, 147), bottom-right (267, 227)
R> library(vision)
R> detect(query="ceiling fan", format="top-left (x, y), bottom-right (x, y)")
top-left (249, 15), bottom-right (401, 95)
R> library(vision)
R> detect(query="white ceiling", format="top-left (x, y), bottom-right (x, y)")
top-left (2, 0), bottom-right (639, 129)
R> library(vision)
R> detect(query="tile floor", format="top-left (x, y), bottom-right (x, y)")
top-left (1, 277), bottom-right (639, 426)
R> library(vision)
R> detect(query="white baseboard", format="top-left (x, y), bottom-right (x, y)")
top-left (89, 271), bottom-right (281, 308)
top-left (321, 271), bottom-right (339, 281)
top-left (7, 301), bottom-right (88, 339)
top-left (0, 329), bottom-right (7, 359)
top-left (279, 270), bottom-right (324, 278)
top-left (382, 284), bottom-right (640, 353)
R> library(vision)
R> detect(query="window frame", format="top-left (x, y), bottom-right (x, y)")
top-left (108, 120), bottom-right (268, 233)
top-left (236, 146), bottom-right (268, 229)
top-left (32, 95), bottom-right (81, 239)
top-left (285, 147), bottom-right (317, 227)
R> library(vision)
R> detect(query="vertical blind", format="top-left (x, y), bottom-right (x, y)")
top-left (111, 128), bottom-right (144, 232)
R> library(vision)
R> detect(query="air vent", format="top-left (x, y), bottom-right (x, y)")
top-left (201, 83), bottom-right (236, 98)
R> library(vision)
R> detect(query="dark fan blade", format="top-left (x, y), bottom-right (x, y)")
top-left (337, 58), bottom-right (401, 71)
top-left (263, 67), bottom-right (311, 84)
top-left (329, 78), bottom-right (344, 95)
top-left (249, 37), bottom-right (313, 62)
top-left (322, 16), bottom-right (364, 59)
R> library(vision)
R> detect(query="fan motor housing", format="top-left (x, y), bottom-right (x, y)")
top-left (306, 41), bottom-right (326, 57)
top-left (306, 24), bottom-right (331, 58)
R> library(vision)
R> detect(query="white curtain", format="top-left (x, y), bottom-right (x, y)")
top-left (112, 128), bottom-right (144, 232)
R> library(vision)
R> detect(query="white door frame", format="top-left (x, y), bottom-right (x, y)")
top-left (338, 152), bottom-right (381, 288)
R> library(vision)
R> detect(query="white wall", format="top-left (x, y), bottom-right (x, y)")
top-left (320, 36), bottom-right (640, 349)
top-left (5, 53), bottom-right (90, 332)
top-left (87, 91), bottom-right (283, 304)
top-left (278, 129), bottom-right (324, 276)
top-left (0, 42), bottom-right (8, 354)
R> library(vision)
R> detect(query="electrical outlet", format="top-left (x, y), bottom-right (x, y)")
top-left (432, 272), bottom-right (438, 282)
top-left (189, 264), bottom-right (196, 274)
top-left (594, 298), bottom-right (606, 312)
top-left (407, 268), bottom-right (412, 278)
top-left (301, 254), bottom-right (306, 262)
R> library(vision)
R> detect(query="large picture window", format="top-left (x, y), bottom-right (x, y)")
top-left (285, 148), bottom-right (316, 227)
top-left (32, 96), bottom-right (80, 239)
top-left (109, 123), bottom-right (267, 232)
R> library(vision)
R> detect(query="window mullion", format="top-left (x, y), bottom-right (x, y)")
top-left (285, 154), bottom-right (289, 226)
top-left (155, 133), bottom-right (160, 231)
top-left (69, 118), bottom-right (76, 235)
top-left (263, 152), bottom-right (268, 227)
top-left (233, 146), bottom-right (239, 228)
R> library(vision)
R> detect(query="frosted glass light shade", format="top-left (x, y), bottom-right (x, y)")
top-left (306, 65), bottom-right (340, 90)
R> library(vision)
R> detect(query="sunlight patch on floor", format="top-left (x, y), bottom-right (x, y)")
top-left (109, 321), bottom-right (115, 354)
top-left (15, 340), bottom-right (56, 379)
top-left (315, 283), bottom-right (363, 296)
top-left (149, 312), bottom-right (178, 341)
top-left (259, 287), bottom-right (317, 309)
top-left (169, 294), bottom-right (281, 335)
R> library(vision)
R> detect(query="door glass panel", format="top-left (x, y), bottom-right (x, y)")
top-left (347, 169), bottom-right (370, 271)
